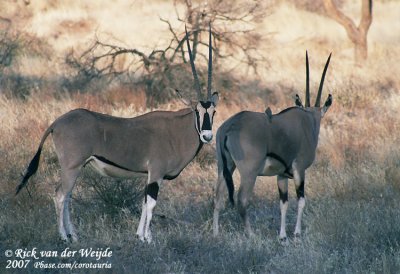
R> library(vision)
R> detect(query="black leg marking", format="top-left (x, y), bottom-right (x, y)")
top-left (146, 182), bottom-right (159, 200)
top-left (296, 181), bottom-right (305, 199)
top-left (279, 188), bottom-right (288, 203)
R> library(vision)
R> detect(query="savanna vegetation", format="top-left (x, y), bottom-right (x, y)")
top-left (1, 0), bottom-right (400, 273)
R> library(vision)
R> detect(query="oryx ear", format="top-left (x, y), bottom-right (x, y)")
top-left (294, 94), bottom-right (303, 108)
top-left (321, 94), bottom-right (332, 117)
top-left (211, 92), bottom-right (219, 106)
top-left (175, 89), bottom-right (192, 107)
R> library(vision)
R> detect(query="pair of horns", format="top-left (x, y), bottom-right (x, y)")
top-left (185, 23), bottom-right (213, 101)
top-left (305, 51), bottom-right (332, 107)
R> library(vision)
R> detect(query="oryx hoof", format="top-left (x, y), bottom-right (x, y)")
top-left (145, 235), bottom-right (153, 243)
top-left (279, 237), bottom-right (289, 246)
top-left (59, 235), bottom-right (69, 244)
top-left (135, 234), bottom-right (144, 242)
top-left (67, 233), bottom-right (79, 243)
top-left (293, 233), bottom-right (302, 244)
top-left (138, 236), bottom-right (152, 243)
top-left (245, 228), bottom-right (254, 238)
top-left (136, 233), bottom-right (150, 243)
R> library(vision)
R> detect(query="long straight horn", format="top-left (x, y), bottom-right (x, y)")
top-left (305, 51), bottom-right (310, 107)
top-left (315, 53), bottom-right (332, 107)
top-left (185, 25), bottom-right (202, 100)
top-left (207, 23), bottom-right (212, 100)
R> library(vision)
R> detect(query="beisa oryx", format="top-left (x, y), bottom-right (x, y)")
top-left (213, 52), bottom-right (332, 242)
top-left (16, 24), bottom-right (219, 243)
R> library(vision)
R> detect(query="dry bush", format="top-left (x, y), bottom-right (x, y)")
top-left (63, 0), bottom-right (271, 106)
top-left (74, 170), bottom-right (146, 217)
top-left (0, 28), bottom-right (54, 98)
top-left (1, 1), bottom-right (400, 273)
top-left (288, 0), bottom-right (344, 14)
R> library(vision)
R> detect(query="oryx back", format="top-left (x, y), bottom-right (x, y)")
top-left (17, 23), bottom-right (220, 244)
top-left (51, 108), bottom-right (200, 180)
top-left (213, 52), bottom-right (333, 241)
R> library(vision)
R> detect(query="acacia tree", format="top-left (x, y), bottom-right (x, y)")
top-left (323, 0), bottom-right (373, 64)
top-left (65, 0), bottom-right (269, 106)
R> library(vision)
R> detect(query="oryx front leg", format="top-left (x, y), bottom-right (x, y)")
top-left (277, 176), bottom-right (288, 243)
top-left (136, 180), bottom-right (160, 243)
top-left (294, 177), bottom-right (305, 238)
top-left (136, 200), bottom-right (147, 241)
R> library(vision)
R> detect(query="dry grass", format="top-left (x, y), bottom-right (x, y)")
top-left (1, 0), bottom-right (400, 273)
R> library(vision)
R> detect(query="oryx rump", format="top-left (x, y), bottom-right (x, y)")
top-left (17, 24), bottom-right (218, 243)
top-left (213, 52), bottom-right (332, 242)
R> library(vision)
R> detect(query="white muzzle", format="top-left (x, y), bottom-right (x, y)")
top-left (200, 130), bottom-right (213, 143)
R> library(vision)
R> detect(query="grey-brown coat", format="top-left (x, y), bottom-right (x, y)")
top-left (17, 24), bottom-right (219, 243)
top-left (213, 52), bottom-right (332, 242)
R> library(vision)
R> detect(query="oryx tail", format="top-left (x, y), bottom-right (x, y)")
top-left (16, 125), bottom-right (53, 195)
top-left (213, 51), bottom-right (333, 240)
top-left (17, 24), bottom-right (219, 243)
top-left (216, 132), bottom-right (235, 206)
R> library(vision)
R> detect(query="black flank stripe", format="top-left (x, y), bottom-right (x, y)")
top-left (93, 155), bottom-right (132, 171)
top-left (266, 153), bottom-right (293, 179)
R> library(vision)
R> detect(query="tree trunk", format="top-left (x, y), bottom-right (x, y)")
top-left (323, 0), bottom-right (373, 65)
top-left (354, 34), bottom-right (368, 63)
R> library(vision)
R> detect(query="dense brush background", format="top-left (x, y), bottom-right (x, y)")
top-left (1, 0), bottom-right (400, 273)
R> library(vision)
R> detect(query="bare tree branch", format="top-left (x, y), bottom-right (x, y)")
top-left (64, 0), bottom-right (271, 105)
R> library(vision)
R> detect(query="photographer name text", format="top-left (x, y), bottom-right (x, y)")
top-left (4, 247), bottom-right (112, 270)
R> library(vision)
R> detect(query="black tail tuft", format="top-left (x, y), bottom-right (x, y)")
top-left (16, 147), bottom-right (42, 195)
top-left (223, 166), bottom-right (235, 207)
top-left (221, 136), bottom-right (235, 207)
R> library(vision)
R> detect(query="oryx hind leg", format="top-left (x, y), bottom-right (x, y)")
top-left (63, 192), bottom-right (78, 242)
top-left (213, 157), bottom-right (235, 236)
top-left (293, 167), bottom-right (306, 239)
top-left (213, 173), bottom-right (227, 237)
top-left (277, 175), bottom-right (289, 243)
top-left (54, 167), bottom-right (80, 242)
top-left (237, 173), bottom-right (257, 237)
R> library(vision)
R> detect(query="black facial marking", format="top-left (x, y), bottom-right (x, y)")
top-left (296, 181), bottom-right (305, 199)
top-left (195, 110), bottom-right (201, 130)
top-left (201, 112), bottom-right (211, 130)
top-left (200, 101), bottom-right (212, 108)
top-left (146, 182), bottom-right (159, 201)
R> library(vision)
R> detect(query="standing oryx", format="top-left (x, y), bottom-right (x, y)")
top-left (213, 52), bottom-right (332, 242)
top-left (16, 24), bottom-right (219, 243)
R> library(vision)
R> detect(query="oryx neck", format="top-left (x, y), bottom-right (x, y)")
top-left (176, 107), bottom-right (202, 139)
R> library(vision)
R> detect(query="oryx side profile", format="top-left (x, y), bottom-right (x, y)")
top-left (213, 52), bottom-right (332, 242)
top-left (16, 25), bottom-right (219, 243)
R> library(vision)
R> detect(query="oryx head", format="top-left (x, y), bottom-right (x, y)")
top-left (177, 23), bottom-right (219, 144)
top-left (295, 51), bottom-right (333, 119)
